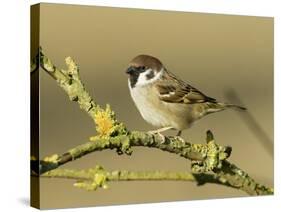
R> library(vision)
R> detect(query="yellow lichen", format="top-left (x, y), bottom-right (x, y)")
top-left (89, 135), bottom-right (99, 142)
top-left (43, 154), bottom-right (59, 163)
top-left (93, 105), bottom-right (115, 137)
top-left (73, 166), bottom-right (109, 191)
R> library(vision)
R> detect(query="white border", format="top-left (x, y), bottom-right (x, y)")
top-left (0, 0), bottom-right (279, 211)
top-left (30, 0), bottom-right (279, 17)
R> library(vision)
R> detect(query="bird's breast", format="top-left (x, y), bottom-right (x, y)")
top-left (129, 82), bottom-right (194, 129)
top-left (129, 84), bottom-right (163, 127)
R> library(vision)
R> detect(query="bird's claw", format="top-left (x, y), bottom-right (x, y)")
top-left (148, 130), bottom-right (166, 144)
top-left (175, 136), bottom-right (186, 145)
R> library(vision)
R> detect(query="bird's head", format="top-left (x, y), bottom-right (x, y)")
top-left (126, 54), bottom-right (164, 88)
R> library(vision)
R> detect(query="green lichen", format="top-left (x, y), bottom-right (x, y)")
top-left (73, 165), bottom-right (109, 191)
top-left (117, 136), bottom-right (132, 155)
top-left (191, 131), bottom-right (230, 173)
top-left (43, 154), bottom-right (59, 164)
top-left (41, 55), bottom-right (54, 73)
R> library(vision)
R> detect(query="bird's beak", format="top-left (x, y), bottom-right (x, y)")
top-left (126, 66), bottom-right (135, 75)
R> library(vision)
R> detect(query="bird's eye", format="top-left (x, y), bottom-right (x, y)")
top-left (137, 66), bottom-right (145, 71)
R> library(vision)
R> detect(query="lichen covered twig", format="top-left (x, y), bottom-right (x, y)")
top-left (38, 131), bottom-right (232, 175)
top-left (42, 166), bottom-right (235, 191)
top-left (39, 48), bottom-right (126, 138)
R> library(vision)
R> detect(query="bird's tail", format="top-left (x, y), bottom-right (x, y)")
top-left (205, 102), bottom-right (246, 114)
top-left (223, 103), bottom-right (247, 111)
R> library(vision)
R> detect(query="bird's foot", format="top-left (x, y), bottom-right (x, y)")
top-left (174, 135), bottom-right (187, 145)
top-left (147, 126), bottom-right (174, 143)
top-left (148, 130), bottom-right (167, 144)
top-left (175, 130), bottom-right (187, 144)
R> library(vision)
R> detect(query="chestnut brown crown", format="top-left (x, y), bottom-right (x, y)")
top-left (129, 54), bottom-right (163, 72)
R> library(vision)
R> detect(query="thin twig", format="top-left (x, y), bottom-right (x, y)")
top-left (41, 166), bottom-right (235, 191)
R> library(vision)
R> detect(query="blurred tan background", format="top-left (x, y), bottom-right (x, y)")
top-left (38, 3), bottom-right (273, 209)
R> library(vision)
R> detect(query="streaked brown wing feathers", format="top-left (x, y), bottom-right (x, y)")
top-left (156, 72), bottom-right (216, 104)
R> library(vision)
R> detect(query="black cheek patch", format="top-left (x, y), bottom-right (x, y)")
top-left (145, 71), bottom-right (155, 80)
top-left (129, 73), bottom-right (139, 88)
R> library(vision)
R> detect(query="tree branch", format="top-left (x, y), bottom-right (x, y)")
top-left (33, 48), bottom-right (273, 196)
top-left (42, 166), bottom-right (235, 191)
top-left (38, 131), bottom-right (232, 175)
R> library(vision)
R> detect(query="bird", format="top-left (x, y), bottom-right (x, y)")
top-left (125, 54), bottom-right (246, 137)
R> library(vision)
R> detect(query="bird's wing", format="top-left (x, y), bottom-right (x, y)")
top-left (156, 72), bottom-right (217, 104)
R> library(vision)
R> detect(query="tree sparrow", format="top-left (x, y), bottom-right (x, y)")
top-left (126, 54), bottom-right (246, 136)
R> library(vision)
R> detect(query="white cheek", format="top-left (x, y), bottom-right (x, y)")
top-left (135, 70), bottom-right (150, 86)
top-left (135, 69), bottom-right (163, 87)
